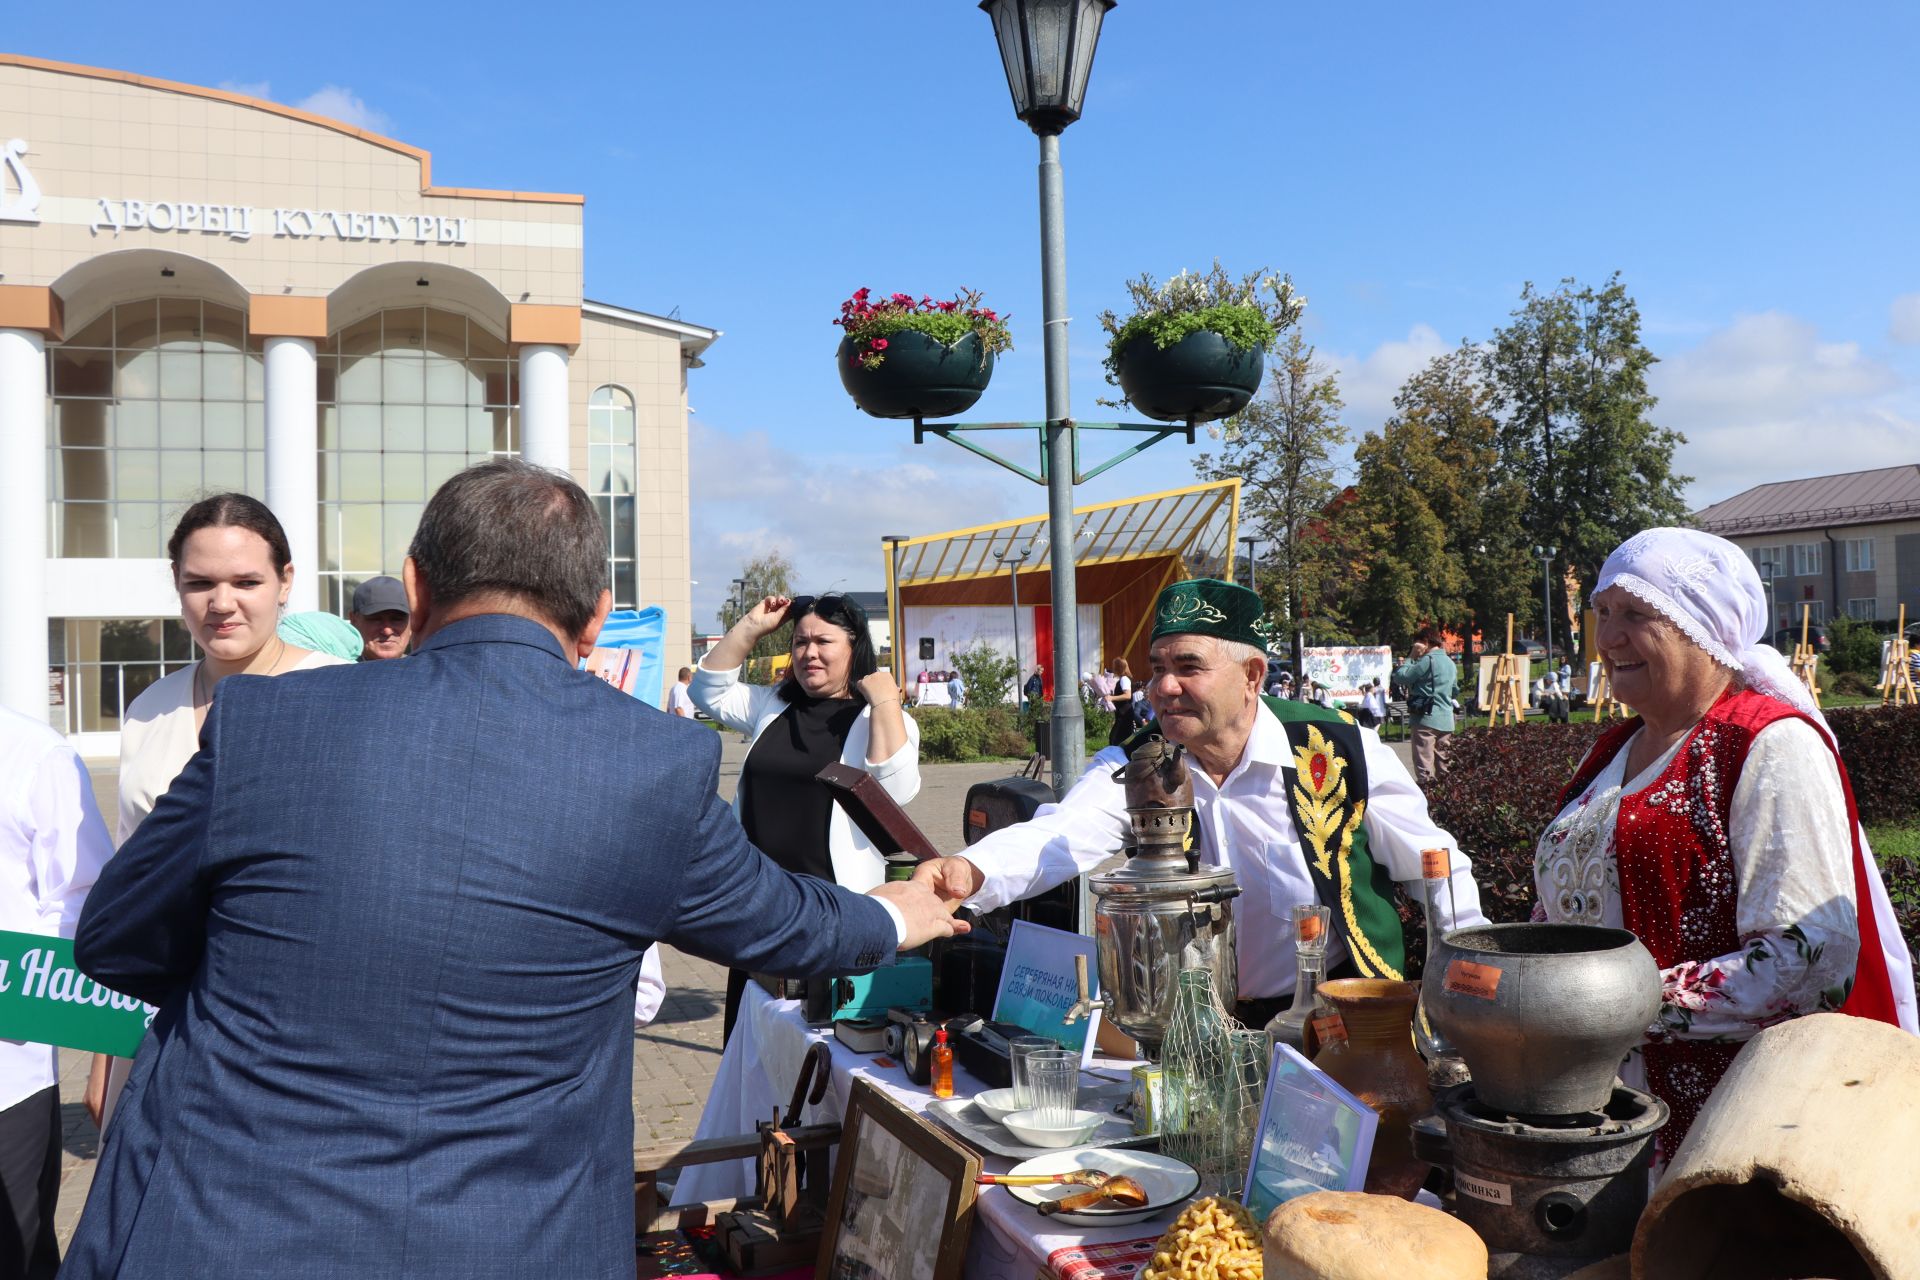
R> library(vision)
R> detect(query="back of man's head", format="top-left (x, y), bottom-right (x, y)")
top-left (409, 459), bottom-right (606, 638)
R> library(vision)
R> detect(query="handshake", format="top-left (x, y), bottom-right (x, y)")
top-left (865, 855), bottom-right (989, 950)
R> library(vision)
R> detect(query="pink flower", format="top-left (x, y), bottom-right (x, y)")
top-left (871, 338), bottom-right (888, 350)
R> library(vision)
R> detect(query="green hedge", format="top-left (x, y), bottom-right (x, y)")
top-left (1414, 706), bottom-right (1920, 990)
top-left (912, 699), bottom-right (1121, 763)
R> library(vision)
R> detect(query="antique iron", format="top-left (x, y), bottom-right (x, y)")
top-left (1088, 736), bottom-right (1240, 1059)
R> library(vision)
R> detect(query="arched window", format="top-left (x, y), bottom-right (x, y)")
top-left (589, 385), bottom-right (638, 609)
top-left (317, 306), bottom-right (515, 614)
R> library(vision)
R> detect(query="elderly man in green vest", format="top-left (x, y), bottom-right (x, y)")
top-left (916, 579), bottom-right (1485, 1029)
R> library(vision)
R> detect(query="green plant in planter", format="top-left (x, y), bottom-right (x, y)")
top-left (1098, 261), bottom-right (1305, 384)
top-left (834, 287), bottom-right (1014, 371)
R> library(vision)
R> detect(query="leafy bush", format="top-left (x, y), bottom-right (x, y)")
top-left (943, 645), bottom-right (1017, 709)
top-left (912, 706), bottom-right (1027, 762)
top-left (1021, 699), bottom-right (1117, 755)
top-left (1826, 613), bottom-right (1883, 676)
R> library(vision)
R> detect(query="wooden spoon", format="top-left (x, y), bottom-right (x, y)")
top-left (1036, 1176), bottom-right (1150, 1214)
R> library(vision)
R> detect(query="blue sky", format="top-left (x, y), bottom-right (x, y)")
top-left (16, 3), bottom-right (1920, 628)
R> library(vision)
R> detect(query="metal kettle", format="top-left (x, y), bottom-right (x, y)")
top-left (1089, 736), bottom-right (1240, 1059)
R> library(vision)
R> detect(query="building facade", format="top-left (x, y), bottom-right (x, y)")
top-left (0, 55), bottom-right (713, 752)
top-left (1693, 464), bottom-right (1920, 632)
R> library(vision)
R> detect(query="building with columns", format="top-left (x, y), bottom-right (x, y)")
top-left (0, 55), bottom-right (714, 751)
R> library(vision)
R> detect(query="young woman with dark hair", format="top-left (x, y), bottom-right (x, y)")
top-left (692, 592), bottom-right (919, 1039)
top-left (1104, 656), bottom-right (1136, 746)
top-left (90, 493), bottom-right (350, 1132)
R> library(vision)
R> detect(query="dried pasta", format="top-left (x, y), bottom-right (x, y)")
top-left (1143, 1195), bottom-right (1262, 1280)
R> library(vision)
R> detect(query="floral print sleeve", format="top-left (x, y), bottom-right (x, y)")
top-left (1648, 719), bottom-right (1860, 1043)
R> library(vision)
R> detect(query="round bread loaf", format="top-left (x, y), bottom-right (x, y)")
top-left (1264, 1191), bottom-right (1487, 1280)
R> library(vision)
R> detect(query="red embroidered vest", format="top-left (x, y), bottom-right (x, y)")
top-left (1559, 689), bottom-right (1900, 1153)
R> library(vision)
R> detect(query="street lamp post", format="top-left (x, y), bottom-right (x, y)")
top-left (1240, 535), bottom-right (1259, 595)
top-left (977, 0), bottom-right (1114, 793)
top-left (1533, 545), bottom-right (1558, 673)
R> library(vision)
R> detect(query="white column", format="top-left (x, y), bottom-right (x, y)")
top-left (0, 328), bottom-right (49, 723)
top-left (517, 343), bottom-right (571, 472)
top-left (263, 336), bottom-right (319, 614)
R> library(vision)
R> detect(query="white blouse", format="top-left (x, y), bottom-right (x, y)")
top-left (1534, 717), bottom-right (1860, 1045)
top-left (117, 652), bottom-right (348, 845)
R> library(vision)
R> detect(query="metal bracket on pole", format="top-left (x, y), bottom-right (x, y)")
top-left (911, 416), bottom-right (1197, 487)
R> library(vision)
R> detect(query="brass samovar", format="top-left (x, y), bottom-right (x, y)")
top-left (1088, 736), bottom-right (1240, 1059)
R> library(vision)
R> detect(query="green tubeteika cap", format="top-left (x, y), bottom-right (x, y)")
top-left (1149, 578), bottom-right (1268, 650)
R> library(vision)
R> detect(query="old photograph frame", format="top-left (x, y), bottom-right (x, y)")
top-left (817, 1080), bottom-right (980, 1280)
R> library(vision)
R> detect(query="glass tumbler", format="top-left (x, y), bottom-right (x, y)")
top-left (1024, 1050), bottom-right (1080, 1126)
top-left (1008, 1036), bottom-right (1055, 1108)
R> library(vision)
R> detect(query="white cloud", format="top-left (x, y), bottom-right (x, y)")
top-left (292, 86), bottom-right (393, 134)
top-left (1649, 310), bottom-right (1917, 507)
top-left (688, 421), bottom-right (1026, 630)
top-left (1890, 293), bottom-right (1920, 345)
top-left (1321, 323), bottom-right (1453, 433)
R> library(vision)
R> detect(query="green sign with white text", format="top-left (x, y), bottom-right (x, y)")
top-left (0, 930), bottom-right (155, 1056)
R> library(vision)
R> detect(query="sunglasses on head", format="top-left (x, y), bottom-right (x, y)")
top-left (789, 593), bottom-right (865, 624)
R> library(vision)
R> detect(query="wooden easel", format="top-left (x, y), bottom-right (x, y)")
top-left (1881, 603), bottom-right (1916, 707)
top-left (1589, 666), bottom-right (1628, 720)
top-left (1488, 614), bottom-right (1530, 727)
top-left (1789, 603), bottom-right (1823, 709)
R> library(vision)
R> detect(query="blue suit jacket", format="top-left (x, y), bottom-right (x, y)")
top-left (67, 615), bottom-right (896, 1279)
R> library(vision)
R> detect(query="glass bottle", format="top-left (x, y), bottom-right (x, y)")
top-left (1413, 848), bottom-right (1462, 1067)
top-left (1265, 904), bottom-right (1333, 1058)
top-left (930, 1028), bottom-right (954, 1099)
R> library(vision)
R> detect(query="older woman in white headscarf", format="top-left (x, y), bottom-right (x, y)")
top-left (1535, 528), bottom-right (1916, 1157)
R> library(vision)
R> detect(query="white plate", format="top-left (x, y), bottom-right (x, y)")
top-left (1001, 1148), bottom-right (1201, 1228)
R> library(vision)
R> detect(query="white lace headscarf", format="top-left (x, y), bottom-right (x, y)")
top-left (1594, 527), bottom-right (1833, 742)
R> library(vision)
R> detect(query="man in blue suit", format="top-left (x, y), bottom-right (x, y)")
top-left (66, 460), bottom-right (964, 1279)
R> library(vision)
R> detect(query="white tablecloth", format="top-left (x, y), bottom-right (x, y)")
top-left (672, 982), bottom-right (1184, 1279)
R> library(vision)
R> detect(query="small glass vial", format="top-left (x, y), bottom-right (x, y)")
top-left (931, 1028), bottom-right (954, 1099)
top-left (1265, 904), bottom-right (1333, 1058)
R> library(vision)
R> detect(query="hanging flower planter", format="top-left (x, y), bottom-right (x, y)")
top-left (836, 330), bottom-right (995, 420)
top-left (833, 288), bottom-right (1012, 420)
top-left (1112, 330), bottom-right (1265, 424)
top-left (1099, 262), bottom-right (1305, 424)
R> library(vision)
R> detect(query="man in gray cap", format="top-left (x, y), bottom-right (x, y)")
top-left (349, 575), bottom-right (413, 661)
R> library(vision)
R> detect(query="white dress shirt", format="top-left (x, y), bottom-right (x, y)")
top-left (962, 708), bottom-right (1486, 1000)
top-left (0, 708), bottom-right (114, 1111)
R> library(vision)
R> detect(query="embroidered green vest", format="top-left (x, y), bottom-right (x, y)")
top-left (1128, 697), bottom-right (1408, 979)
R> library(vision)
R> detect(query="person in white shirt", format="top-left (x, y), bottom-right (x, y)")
top-left (915, 578), bottom-right (1485, 1028)
top-left (0, 706), bottom-right (113, 1277)
top-left (946, 669), bottom-right (965, 706)
top-left (1357, 679), bottom-right (1388, 729)
top-left (666, 667), bottom-right (697, 718)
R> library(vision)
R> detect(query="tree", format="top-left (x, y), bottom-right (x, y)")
top-left (1343, 345), bottom-right (1535, 651)
top-left (716, 548), bottom-right (796, 661)
top-left (1194, 330), bottom-right (1352, 667)
top-left (1487, 275), bottom-right (1691, 644)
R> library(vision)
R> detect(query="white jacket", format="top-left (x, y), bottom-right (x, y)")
top-left (690, 663), bottom-right (921, 891)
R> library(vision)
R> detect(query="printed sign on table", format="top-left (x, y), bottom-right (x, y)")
top-left (991, 919), bottom-right (1101, 1066)
top-left (1241, 1043), bottom-right (1376, 1220)
top-left (0, 930), bottom-right (156, 1057)
top-left (1300, 646), bottom-right (1392, 700)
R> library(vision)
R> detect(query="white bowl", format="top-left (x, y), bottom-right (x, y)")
top-left (1000, 1108), bottom-right (1106, 1148)
top-left (972, 1088), bottom-right (1024, 1124)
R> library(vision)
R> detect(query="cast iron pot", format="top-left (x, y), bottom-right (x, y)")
top-left (837, 331), bottom-right (994, 420)
top-left (1423, 922), bottom-right (1661, 1117)
top-left (1112, 330), bottom-right (1264, 424)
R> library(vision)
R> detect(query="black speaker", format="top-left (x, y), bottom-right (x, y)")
top-left (919, 637), bottom-right (935, 660)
